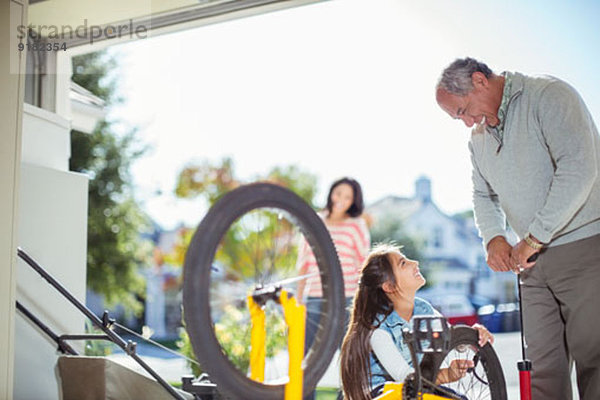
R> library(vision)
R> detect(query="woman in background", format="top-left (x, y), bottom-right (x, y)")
top-left (296, 177), bottom-right (371, 398)
top-left (297, 177), bottom-right (370, 303)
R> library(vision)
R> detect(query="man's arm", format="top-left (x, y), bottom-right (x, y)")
top-left (470, 141), bottom-right (514, 271)
top-left (470, 141), bottom-right (507, 246)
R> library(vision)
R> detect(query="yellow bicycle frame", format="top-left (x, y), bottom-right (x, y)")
top-left (375, 382), bottom-right (460, 400)
top-left (248, 289), bottom-right (306, 400)
top-left (248, 292), bottom-right (452, 400)
top-left (248, 295), bottom-right (266, 382)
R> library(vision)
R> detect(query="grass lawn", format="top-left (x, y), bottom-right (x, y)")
top-left (171, 382), bottom-right (341, 398)
top-left (316, 387), bottom-right (340, 399)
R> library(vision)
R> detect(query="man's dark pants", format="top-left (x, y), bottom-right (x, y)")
top-left (521, 234), bottom-right (600, 400)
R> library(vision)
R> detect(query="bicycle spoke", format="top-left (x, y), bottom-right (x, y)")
top-left (208, 207), bottom-right (325, 385)
top-left (252, 212), bottom-right (261, 285)
top-left (263, 212), bottom-right (279, 285)
top-left (304, 313), bottom-right (322, 331)
top-left (184, 183), bottom-right (344, 400)
top-left (440, 345), bottom-right (492, 400)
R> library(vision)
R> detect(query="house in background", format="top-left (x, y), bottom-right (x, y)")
top-left (367, 176), bottom-right (516, 304)
top-left (86, 223), bottom-right (185, 340)
top-left (144, 225), bottom-right (186, 340)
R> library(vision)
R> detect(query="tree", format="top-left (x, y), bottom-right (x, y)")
top-left (169, 157), bottom-right (320, 270)
top-left (70, 51), bottom-right (150, 315)
top-left (452, 209), bottom-right (474, 220)
top-left (173, 158), bottom-right (319, 375)
top-left (174, 157), bottom-right (239, 207)
top-left (264, 165), bottom-right (319, 208)
top-left (370, 215), bottom-right (424, 261)
top-left (174, 157), bottom-right (319, 208)
top-left (72, 51), bottom-right (119, 104)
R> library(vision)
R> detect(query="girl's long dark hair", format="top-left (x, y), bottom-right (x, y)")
top-left (340, 244), bottom-right (400, 400)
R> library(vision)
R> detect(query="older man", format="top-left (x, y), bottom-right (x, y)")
top-left (435, 58), bottom-right (600, 400)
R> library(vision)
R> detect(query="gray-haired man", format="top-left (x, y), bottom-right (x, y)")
top-left (435, 57), bottom-right (600, 399)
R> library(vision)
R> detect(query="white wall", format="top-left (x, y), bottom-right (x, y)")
top-left (14, 102), bottom-right (89, 400)
top-left (15, 164), bottom-right (88, 400)
top-left (1, 1), bottom-right (27, 398)
top-left (21, 104), bottom-right (71, 171)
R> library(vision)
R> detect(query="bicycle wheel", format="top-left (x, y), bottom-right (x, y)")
top-left (420, 326), bottom-right (507, 400)
top-left (183, 183), bottom-right (345, 399)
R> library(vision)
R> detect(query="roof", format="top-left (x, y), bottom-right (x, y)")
top-left (367, 195), bottom-right (422, 221)
top-left (69, 81), bottom-right (108, 133)
top-left (28, 0), bottom-right (329, 49)
top-left (367, 191), bottom-right (483, 245)
top-left (69, 81), bottom-right (106, 109)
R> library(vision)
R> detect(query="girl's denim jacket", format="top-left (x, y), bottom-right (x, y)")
top-left (369, 297), bottom-right (436, 388)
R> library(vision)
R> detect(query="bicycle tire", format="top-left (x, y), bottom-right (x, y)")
top-left (420, 326), bottom-right (507, 400)
top-left (183, 183), bottom-right (345, 399)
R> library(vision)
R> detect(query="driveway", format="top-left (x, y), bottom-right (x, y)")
top-left (108, 332), bottom-right (579, 399)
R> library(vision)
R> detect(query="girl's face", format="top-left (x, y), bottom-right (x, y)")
top-left (330, 183), bottom-right (354, 216)
top-left (389, 252), bottom-right (426, 292)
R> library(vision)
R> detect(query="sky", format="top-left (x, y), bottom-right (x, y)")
top-left (108, 0), bottom-right (600, 230)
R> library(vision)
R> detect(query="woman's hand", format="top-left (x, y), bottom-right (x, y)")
top-left (472, 323), bottom-right (494, 347)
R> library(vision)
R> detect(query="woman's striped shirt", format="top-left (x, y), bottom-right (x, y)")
top-left (297, 214), bottom-right (370, 298)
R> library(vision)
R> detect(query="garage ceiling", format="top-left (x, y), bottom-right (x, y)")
top-left (27, 0), bottom-right (327, 47)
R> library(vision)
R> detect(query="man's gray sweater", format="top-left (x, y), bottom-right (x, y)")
top-left (469, 72), bottom-right (600, 247)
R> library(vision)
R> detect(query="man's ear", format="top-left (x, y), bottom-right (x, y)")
top-left (471, 71), bottom-right (488, 88)
top-left (382, 281), bottom-right (395, 294)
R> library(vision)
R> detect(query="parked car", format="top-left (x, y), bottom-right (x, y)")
top-left (468, 294), bottom-right (494, 311)
top-left (477, 304), bottom-right (501, 333)
top-left (421, 293), bottom-right (479, 326)
top-left (496, 302), bottom-right (520, 332)
top-left (477, 302), bottom-right (521, 333)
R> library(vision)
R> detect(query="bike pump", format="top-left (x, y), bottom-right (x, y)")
top-left (517, 253), bottom-right (537, 400)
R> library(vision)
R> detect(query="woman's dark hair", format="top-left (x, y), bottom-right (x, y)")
top-left (325, 177), bottom-right (364, 218)
top-left (340, 244), bottom-right (401, 400)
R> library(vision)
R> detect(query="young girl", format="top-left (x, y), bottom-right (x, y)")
top-left (340, 244), bottom-right (493, 400)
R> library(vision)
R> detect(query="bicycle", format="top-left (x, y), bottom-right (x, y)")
top-left (373, 316), bottom-right (507, 400)
top-left (182, 183), bottom-right (508, 400)
top-left (182, 182), bottom-right (346, 399)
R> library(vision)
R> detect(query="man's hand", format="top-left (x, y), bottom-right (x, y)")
top-left (486, 236), bottom-right (516, 272)
top-left (510, 239), bottom-right (539, 271)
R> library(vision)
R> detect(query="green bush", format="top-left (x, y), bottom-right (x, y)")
top-left (83, 321), bottom-right (113, 356)
top-left (178, 303), bottom-right (287, 377)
